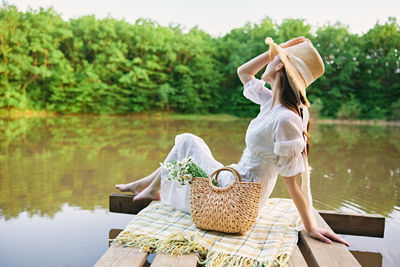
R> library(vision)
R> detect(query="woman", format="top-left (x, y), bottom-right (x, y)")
top-left (116, 36), bottom-right (349, 247)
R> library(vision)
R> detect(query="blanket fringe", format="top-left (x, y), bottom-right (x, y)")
top-left (111, 231), bottom-right (291, 267)
top-left (198, 250), bottom-right (290, 267)
top-left (111, 230), bottom-right (206, 256)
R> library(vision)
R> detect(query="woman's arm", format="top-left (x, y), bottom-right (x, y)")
top-left (283, 174), bottom-right (350, 246)
top-left (237, 51), bottom-right (272, 85)
top-left (283, 174), bottom-right (316, 232)
top-left (237, 36), bottom-right (307, 85)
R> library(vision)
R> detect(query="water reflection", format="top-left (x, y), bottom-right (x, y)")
top-left (0, 116), bottom-right (249, 220)
top-left (0, 116), bottom-right (399, 266)
top-left (308, 123), bottom-right (400, 216)
top-left (1, 116), bottom-right (399, 219)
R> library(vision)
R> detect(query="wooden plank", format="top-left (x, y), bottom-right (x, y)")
top-left (299, 209), bottom-right (361, 267)
top-left (296, 234), bottom-right (314, 266)
top-left (350, 251), bottom-right (382, 267)
top-left (288, 244), bottom-right (307, 267)
top-left (94, 245), bottom-right (149, 267)
top-left (318, 210), bottom-right (385, 237)
top-left (109, 193), bottom-right (153, 215)
top-left (150, 253), bottom-right (198, 267)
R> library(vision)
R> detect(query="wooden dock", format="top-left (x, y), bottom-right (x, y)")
top-left (95, 194), bottom-right (385, 267)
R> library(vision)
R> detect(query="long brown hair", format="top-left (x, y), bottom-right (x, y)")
top-left (279, 66), bottom-right (310, 155)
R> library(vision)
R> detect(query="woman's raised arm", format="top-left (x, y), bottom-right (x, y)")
top-left (237, 36), bottom-right (307, 85)
top-left (237, 50), bottom-right (272, 85)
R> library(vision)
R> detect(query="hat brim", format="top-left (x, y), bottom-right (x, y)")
top-left (265, 38), bottom-right (309, 106)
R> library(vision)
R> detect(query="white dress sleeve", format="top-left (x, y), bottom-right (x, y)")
top-left (273, 113), bottom-right (306, 177)
top-left (243, 78), bottom-right (272, 105)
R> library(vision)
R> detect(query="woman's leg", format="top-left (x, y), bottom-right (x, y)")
top-left (132, 174), bottom-right (161, 202)
top-left (115, 166), bottom-right (161, 195)
top-left (116, 133), bottom-right (221, 203)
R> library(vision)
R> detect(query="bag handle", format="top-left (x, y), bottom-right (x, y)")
top-left (209, 167), bottom-right (242, 187)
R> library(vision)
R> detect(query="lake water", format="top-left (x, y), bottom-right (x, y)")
top-left (0, 115), bottom-right (399, 266)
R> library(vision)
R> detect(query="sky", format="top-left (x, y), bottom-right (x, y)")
top-left (3, 0), bottom-right (399, 36)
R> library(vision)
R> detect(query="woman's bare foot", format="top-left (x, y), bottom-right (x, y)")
top-left (115, 167), bottom-right (161, 195)
top-left (115, 180), bottom-right (150, 195)
top-left (133, 186), bottom-right (161, 202)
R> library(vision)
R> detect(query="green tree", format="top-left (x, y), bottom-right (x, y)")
top-left (358, 17), bottom-right (400, 119)
top-left (0, 4), bottom-right (399, 120)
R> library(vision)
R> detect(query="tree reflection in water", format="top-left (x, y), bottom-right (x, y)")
top-left (0, 116), bottom-right (399, 220)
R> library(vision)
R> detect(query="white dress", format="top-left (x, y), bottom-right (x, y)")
top-left (160, 78), bottom-right (312, 214)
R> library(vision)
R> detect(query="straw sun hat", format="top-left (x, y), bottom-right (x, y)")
top-left (265, 37), bottom-right (325, 107)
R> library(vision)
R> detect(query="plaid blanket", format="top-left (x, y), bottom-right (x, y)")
top-left (112, 198), bottom-right (300, 267)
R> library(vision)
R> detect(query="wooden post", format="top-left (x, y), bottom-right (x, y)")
top-left (109, 194), bottom-right (152, 215)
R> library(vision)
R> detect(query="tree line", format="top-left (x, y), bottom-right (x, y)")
top-left (0, 3), bottom-right (399, 119)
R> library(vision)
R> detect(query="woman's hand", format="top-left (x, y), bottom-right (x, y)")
top-left (308, 227), bottom-right (350, 247)
top-left (279, 36), bottom-right (307, 48)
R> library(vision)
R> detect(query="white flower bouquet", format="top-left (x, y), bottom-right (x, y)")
top-left (160, 156), bottom-right (217, 186)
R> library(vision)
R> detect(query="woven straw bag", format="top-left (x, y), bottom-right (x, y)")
top-left (190, 167), bottom-right (261, 234)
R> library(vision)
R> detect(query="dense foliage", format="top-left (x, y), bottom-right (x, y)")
top-left (0, 4), bottom-right (399, 119)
